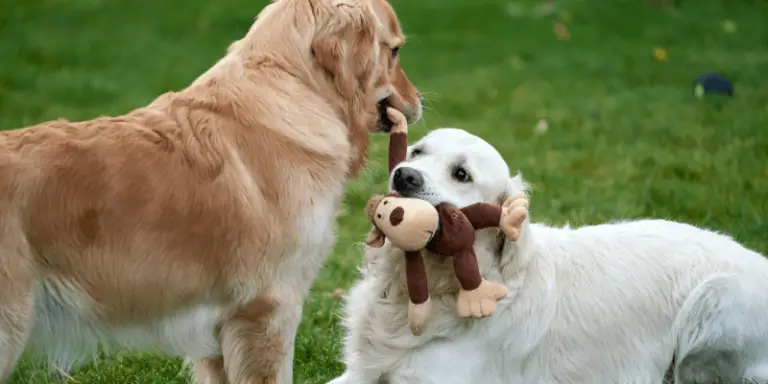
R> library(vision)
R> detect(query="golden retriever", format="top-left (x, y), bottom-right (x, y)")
top-left (0, 0), bottom-right (422, 383)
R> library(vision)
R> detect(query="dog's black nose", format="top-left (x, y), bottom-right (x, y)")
top-left (393, 167), bottom-right (424, 195)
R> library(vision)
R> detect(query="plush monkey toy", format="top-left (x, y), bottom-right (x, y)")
top-left (365, 108), bottom-right (528, 336)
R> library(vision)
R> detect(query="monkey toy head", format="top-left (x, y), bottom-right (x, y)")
top-left (365, 194), bottom-right (440, 251)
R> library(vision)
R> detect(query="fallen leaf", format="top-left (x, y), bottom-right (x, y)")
top-left (653, 47), bottom-right (668, 62)
top-left (553, 23), bottom-right (570, 40)
top-left (332, 288), bottom-right (344, 299)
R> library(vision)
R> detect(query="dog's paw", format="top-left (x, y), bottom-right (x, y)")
top-left (456, 279), bottom-right (508, 318)
top-left (500, 194), bottom-right (529, 241)
top-left (386, 107), bottom-right (408, 134)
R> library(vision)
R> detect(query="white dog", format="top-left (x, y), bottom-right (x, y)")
top-left (327, 128), bottom-right (768, 384)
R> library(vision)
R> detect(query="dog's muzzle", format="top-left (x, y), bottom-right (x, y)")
top-left (377, 99), bottom-right (393, 132)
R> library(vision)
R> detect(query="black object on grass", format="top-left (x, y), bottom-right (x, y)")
top-left (693, 72), bottom-right (734, 99)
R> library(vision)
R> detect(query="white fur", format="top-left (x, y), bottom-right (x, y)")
top-left (389, 128), bottom-right (512, 207)
top-left (328, 128), bottom-right (768, 384)
top-left (30, 277), bottom-right (224, 373)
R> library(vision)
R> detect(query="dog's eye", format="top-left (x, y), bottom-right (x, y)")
top-left (377, 214), bottom-right (382, 219)
top-left (410, 148), bottom-right (422, 157)
top-left (452, 167), bottom-right (472, 183)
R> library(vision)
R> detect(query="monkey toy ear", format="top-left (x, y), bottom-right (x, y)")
top-left (366, 226), bottom-right (386, 248)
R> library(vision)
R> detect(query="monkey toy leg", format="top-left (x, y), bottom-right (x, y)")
top-left (453, 249), bottom-right (508, 318)
top-left (405, 250), bottom-right (432, 336)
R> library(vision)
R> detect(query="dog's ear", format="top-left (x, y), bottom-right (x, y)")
top-left (497, 172), bottom-right (530, 205)
top-left (311, 0), bottom-right (378, 98)
top-left (366, 226), bottom-right (386, 248)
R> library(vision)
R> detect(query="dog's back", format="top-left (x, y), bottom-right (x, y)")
top-left (510, 219), bottom-right (768, 383)
top-left (0, 105), bottom-right (257, 368)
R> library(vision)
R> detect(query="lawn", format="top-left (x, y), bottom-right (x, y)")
top-left (1, 0), bottom-right (767, 382)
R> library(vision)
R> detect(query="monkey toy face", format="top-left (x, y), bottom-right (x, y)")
top-left (365, 195), bottom-right (440, 251)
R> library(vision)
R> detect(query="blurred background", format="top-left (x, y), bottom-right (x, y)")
top-left (1, 0), bottom-right (767, 382)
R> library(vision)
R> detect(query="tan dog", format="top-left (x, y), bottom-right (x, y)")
top-left (0, 0), bottom-right (421, 383)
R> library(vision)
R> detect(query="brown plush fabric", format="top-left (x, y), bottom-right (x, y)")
top-left (389, 206), bottom-right (405, 226)
top-left (405, 250), bottom-right (430, 304)
top-left (452, 249), bottom-right (482, 291)
top-left (422, 203), bottom-right (502, 291)
top-left (426, 204), bottom-right (476, 256)
top-left (461, 202), bottom-right (503, 230)
top-left (389, 131), bottom-right (408, 174)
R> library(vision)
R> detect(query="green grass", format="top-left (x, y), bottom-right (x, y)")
top-left (2, 0), bottom-right (767, 382)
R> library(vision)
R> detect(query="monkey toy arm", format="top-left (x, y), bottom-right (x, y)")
top-left (460, 203), bottom-right (503, 230)
top-left (461, 196), bottom-right (530, 242)
top-left (387, 108), bottom-right (409, 175)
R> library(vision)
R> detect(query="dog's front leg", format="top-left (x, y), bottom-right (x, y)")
top-left (0, 257), bottom-right (35, 383)
top-left (218, 294), bottom-right (302, 384)
top-left (191, 356), bottom-right (229, 384)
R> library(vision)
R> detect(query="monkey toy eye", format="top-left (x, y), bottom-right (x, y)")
top-left (377, 214), bottom-right (382, 219)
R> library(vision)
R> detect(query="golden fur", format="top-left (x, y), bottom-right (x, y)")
top-left (0, 0), bottom-right (421, 383)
